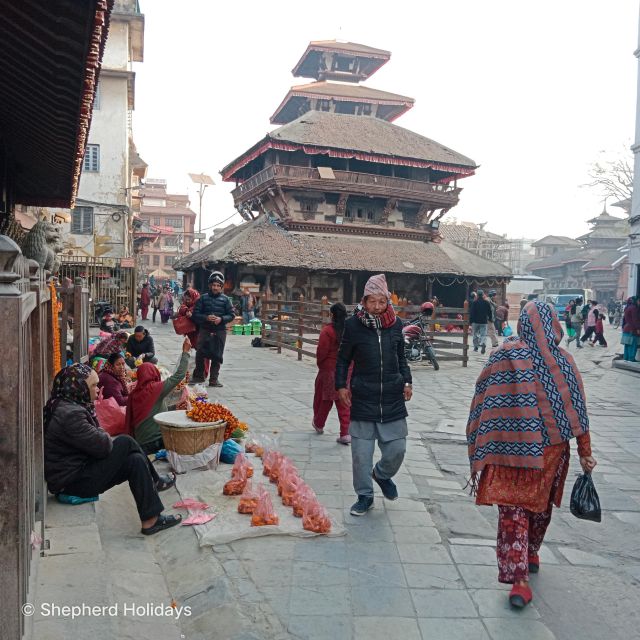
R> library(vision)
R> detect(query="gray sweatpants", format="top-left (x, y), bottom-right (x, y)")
top-left (350, 419), bottom-right (407, 498)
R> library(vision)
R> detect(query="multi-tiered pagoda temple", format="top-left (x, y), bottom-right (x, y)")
top-left (177, 41), bottom-right (510, 304)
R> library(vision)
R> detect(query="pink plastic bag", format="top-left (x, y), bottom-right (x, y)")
top-left (182, 510), bottom-right (216, 526)
top-left (281, 470), bottom-right (301, 506)
top-left (173, 498), bottom-right (210, 511)
top-left (277, 459), bottom-right (298, 497)
top-left (238, 479), bottom-right (260, 514)
top-left (251, 490), bottom-right (279, 527)
top-left (233, 452), bottom-right (254, 479)
top-left (302, 501), bottom-right (331, 534)
top-left (292, 484), bottom-right (316, 518)
top-left (94, 391), bottom-right (127, 436)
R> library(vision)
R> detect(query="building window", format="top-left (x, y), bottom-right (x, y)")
top-left (164, 236), bottom-right (178, 246)
top-left (83, 144), bottom-right (100, 172)
top-left (317, 99), bottom-right (331, 112)
top-left (153, 217), bottom-right (161, 226)
top-left (164, 255), bottom-right (175, 266)
top-left (346, 200), bottom-right (379, 222)
top-left (71, 206), bottom-right (94, 234)
top-left (142, 255), bottom-right (150, 265)
top-left (153, 255), bottom-right (160, 266)
top-left (166, 217), bottom-right (182, 228)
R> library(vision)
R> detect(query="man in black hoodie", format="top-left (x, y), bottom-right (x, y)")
top-left (191, 271), bottom-right (234, 386)
top-left (470, 289), bottom-right (493, 355)
top-left (125, 326), bottom-right (157, 366)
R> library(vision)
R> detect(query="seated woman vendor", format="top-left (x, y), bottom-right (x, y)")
top-left (44, 363), bottom-right (181, 535)
top-left (125, 336), bottom-right (191, 454)
top-left (117, 305), bottom-right (134, 328)
top-left (98, 353), bottom-right (130, 406)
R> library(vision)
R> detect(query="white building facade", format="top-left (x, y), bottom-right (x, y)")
top-left (63, 0), bottom-right (144, 259)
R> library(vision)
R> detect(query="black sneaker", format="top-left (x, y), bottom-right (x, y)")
top-left (481, 344), bottom-right (486, 355)
top-left (209, 380), bottom-right (223, 387)
top-left (473, 347), bottom-right (478, 352)
top-left (372, 467), bottom-right (398, 500)
top-left (189, 377), bottom-right (205, 385)
top-left (350, 496), bottom-right (374, 516)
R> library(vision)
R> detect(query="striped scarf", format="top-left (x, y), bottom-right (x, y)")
top-left (354, 303), bottom-right (397, 330)
top-left (466, 301), bottom-right (589, 480)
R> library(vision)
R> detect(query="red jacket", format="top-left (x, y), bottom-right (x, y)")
top-left (623, 304), bottom-right (640, 334)
top-left (140, 287), bottom-right (151, 306)
top-left (98, 369), bottom-right (129, 406)
top-left (316, 323), bottom-right (340, 372)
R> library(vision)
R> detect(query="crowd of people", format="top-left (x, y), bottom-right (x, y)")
top-left (43, 271), bottom-right (620, 611)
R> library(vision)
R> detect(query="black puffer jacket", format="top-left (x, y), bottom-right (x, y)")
top-left (192, 292), bottom-right (234, 332)
top-left (335, 315), bottom-right (412, 423)
top-left (44, 400), bottom-right (113, 494)
top-left (126, 330), bottom-right (155, 359)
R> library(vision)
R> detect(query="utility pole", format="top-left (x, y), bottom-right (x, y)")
top-left (189, 173), bottom-right (214, 250)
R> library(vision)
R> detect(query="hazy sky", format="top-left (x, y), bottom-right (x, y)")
top-left (132, 0), bottom-right (638, 240)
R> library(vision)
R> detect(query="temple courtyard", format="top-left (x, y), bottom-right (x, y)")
top-left (30, 320), bottom-right (640, 640)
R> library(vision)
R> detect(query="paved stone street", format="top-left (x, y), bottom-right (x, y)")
top-left (31, 320), bottom-right (640, 640)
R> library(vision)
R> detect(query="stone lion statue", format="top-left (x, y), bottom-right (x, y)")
top-left (22, 220), bottom-right (64, 273)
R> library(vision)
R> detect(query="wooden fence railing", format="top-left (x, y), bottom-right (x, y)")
top-left (0, 236), bottom-right (54, 639)
top-left (260, 295), bottom-right (470, 366)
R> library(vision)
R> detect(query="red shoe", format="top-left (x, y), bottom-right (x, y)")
top-left (528, 554), bottom-right (540, 573)
top-left (509, 583), bottom-right (533, 608)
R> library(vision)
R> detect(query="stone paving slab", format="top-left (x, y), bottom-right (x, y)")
top-left (28, 320), bottom-right (640, 639)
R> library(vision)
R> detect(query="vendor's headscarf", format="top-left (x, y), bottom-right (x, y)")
top-left (355, 273), bottom-right (396, 329)
top-left (466, 301), bottom-right (588, 484)
top-left (102, 357), bottom-right (129, 397)
top-left (124, 362), bottom-right (164, 433)
top-left (44, 363), bottom-right (98, 431)
top-left (183, 288), bottom-right (200, 309)
top-left (94, 330), bottom-right (128, 357)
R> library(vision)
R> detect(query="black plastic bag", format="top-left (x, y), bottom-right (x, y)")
top-left (570, 473), bottom-right (601, 522)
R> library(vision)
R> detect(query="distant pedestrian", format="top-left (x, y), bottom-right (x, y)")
top-left (495, 302), bottom-right (509, 336)
top-left (621, 297), bottom-right (640, 362)
top-left (336, 274), bottom-right (412, 516)
top-left (466, 301), bottom-right (596, 609)
top-left (589, 311), bottom-right (607, 347)
top-left (486, 290), bottom-right (499, 347)
top-left (580, 300), bottom-right (597, 345)
top-left (566, 298), bottom-right (583, 348)
top-left (140, 282), bottom-right (151, 321)
top-left (240, 287), bottom-right (256, 324)
top-left (158, 287), bottom-right (173, 324)
top-left (191, 271), bottom-right (234, 387)
top-left (469, 289), bottom-right (493, 354)
top-left (313, 303), bottom-right (351, 445)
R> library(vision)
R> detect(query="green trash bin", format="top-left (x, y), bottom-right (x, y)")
top-left (243, 324), bottom-right (252, 335)
top-left (232, 325), bottom-right (243, 335)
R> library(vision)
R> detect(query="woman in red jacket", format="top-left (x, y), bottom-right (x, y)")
top-left (178, 287), bottom-right (209, 377)
top-left (313, 302), bottom-right (352, 444)
top-left (98, 353), bottom-right (130, 406)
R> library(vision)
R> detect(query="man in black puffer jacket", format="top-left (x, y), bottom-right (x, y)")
top-left (125, 326), bottom-right (157, 366)
top-left (191, 271), bottom-right (234, 386)
top-left (336, 274), bottom-right (412, 517)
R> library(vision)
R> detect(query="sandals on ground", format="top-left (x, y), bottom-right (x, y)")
top-left (155, 472), bottom-right (176, 492)
top-left (141, 513), bottom-right (182, 535)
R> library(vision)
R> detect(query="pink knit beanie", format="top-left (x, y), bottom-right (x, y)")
top-left (363, 274), bottom-right (390, 300)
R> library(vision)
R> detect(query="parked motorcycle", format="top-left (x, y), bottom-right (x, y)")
top-left (402, 305), bottom-right (439, 370)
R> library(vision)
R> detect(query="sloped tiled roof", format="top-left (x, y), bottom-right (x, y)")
top-left (222, 111), bottom-right (477, 180)
top-left (175, 217), bottom-right (510, 279)
top-left (531, 235), bottom-right (582, 248)
top-left (582, 249), bottom-right (627, 271)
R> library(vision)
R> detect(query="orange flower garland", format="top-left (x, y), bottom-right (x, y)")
top-left (49, 281), bottom-right (61, 375)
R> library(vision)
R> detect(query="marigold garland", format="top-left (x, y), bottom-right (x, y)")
top-left (49, 281), bottom-right (61, 375)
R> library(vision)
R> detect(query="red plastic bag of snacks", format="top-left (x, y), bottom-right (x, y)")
top-left (281, 470), bottom-right (302, 507)
top-left (233, 453), bottom-right (254, 479)
top-left (262, 449), bottom-right (275, 477)
top-left (238, 480), bottom-right (260, 514)
top-left (223, 465), bottom-right (247, 496)
top-left (277, 459), bottom-right (298, 496)
top-left (292, 484), bottom-right (316, 518)
top-left (269, 452), bottom-right (286, 483)
top-left (250, 490), bottom-right (279, 526)
top-left (302, 500), bottom-right (331, 534)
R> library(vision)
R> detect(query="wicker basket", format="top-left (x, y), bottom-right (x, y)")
top-left (160, 420), bottom-right (227, 455)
